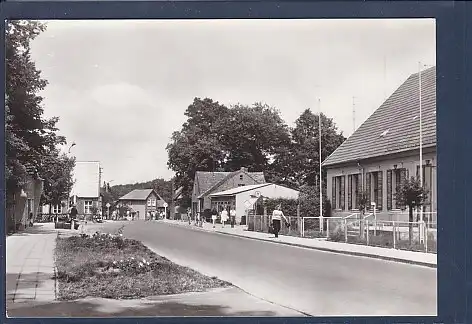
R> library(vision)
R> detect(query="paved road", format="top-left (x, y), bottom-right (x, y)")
top-left (120, 221), bottom-right (436, 316)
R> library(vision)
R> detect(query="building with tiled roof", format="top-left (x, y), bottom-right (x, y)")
top-left (118, 189), bottom-right (167, 220)
top-left (323, 66), bottom-right (436, 222)
top-left (191, 167), bottom-right (266, 216)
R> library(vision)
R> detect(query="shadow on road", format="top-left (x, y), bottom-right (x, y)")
top-left (7, 300), bottom-right (278, 317)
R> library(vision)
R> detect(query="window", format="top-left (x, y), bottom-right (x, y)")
top-left (240, 175), bottom-right (243, 180)
top-left (84, 201), bottom-right (93, 214)
top-left (332, 175), bottom-right (345, 210)
top-left (348, 174), bottom-right (361, 210)
top-left (387, 168), bottom-right (408, 210)
top-left (416, 165), bottom-right (432, 205)
top-left (366, 171), bottom-right (383, 210)
top-left (238, 184), bottom-right (245, 187)
top-left (148, 198), bottom-right (157, 207)
top-left (52, 205), bottom-right (61, 214)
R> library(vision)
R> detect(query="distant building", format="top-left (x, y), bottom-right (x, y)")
top-left (191, 167), bottom-right (266, 216)
top-left (69, 161), bottom-right (102, 216)
top-left (209, 183), bottom-right (299, 225)
top-left (6, 174), bottom-right (43, 232)
top-left (118, 189), bottom-right (167, 220)
top-left (322, 67), bottom-right (436, 222)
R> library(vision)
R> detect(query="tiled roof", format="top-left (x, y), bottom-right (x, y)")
top-left (194, 172), bottom-right (232, 198)
top-left (323, 66), bottom-right (436, 167)
top-left (194, 169), bottom-right (266, 199)
top-left (210, 183), bottom-right (271, 197)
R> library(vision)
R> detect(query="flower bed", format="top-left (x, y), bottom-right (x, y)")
top-left (55, 229), bottom-right (230, 300)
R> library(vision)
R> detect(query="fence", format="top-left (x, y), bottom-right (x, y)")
top-left (301, 216), bottom-right (436, 254)
top-left (247, 215), bottom-right (302, 236)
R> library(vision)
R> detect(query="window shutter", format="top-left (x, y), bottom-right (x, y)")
top-left (387, 170), bottom-right (392, 210)
top-left (348, 175), bottom-right (352, 210)
top-left (365, 173), bottom-right (371, 209)
top-left (377, 171), bottom-right (383, 210)
top-left (340, 176), bottom-right (345, 211)
top-left (332, 177), bottom-right (336, 209)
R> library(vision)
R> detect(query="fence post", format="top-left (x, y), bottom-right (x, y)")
top-left (425, 225), bottom-right (428, 253)
top-left (297, 204), bottom-right (300, 236)
top-left (366, 220), bottom-right (369, 245)
top-left (326, 218), bottom-right (330, 238)
top-left (393, 221), bottom-right (396, 249)
top-left (344, 219), bottom-right (347, 242)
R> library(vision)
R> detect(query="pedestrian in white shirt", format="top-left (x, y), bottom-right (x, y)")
top-left (271, 204), bottom-right (288, 238)
top-left (221, 207), bottom-right (229, 228)
top-left (230, 208), bottom-right (236, 227)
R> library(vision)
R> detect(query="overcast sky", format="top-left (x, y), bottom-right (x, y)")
top-left (29, 19), bottom-right (435, 185)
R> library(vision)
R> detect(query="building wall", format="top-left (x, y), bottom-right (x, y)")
top-left (326, 148), bottom-right (437, 222)
top-left (75, 197), bottom-right (100, 215)
top-left (119, 200), bottom-right (146, 220)
top-left (7, 177), bottom-right (43, 231)
top-left (201, 172), bottom-right (264, 211)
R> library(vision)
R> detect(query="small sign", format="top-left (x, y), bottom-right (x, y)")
top-left (244, 200), bottom-right (252, 209)
top-left (106, 203), bottom-right (111, 208)
top-left (163, 203), bottom-right (168, 208)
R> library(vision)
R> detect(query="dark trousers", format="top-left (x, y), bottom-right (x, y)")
top-left (272, 220), bottom-right (281, 237)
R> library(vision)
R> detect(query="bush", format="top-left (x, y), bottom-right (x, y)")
top-left (262, 198), bottom-right (298, 216)
top-left (329, 226), bottom-right (345, 242)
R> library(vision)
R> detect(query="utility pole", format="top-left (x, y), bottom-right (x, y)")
top-left (318, 98), bottom-right (323, 233)
top-left (170, 177), bottom-right (175, 220)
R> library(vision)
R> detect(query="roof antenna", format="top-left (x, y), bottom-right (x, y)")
top-left (352, 96), bottom-right (356, 134)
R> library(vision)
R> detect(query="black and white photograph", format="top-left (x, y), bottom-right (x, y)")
top-left (6, 18), bottom-right (436, 317)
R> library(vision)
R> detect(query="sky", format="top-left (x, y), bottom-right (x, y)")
top-left (29, 19), bottom-right (435, 185)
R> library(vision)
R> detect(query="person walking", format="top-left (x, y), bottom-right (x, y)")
top-left (211, 208), bottom-right (218, 228)
top-left (270, 204), bottom-right (288, 238)
top-left (220, 207), bottom-right (229, 228)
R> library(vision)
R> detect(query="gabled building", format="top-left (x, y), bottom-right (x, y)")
top-left (118, 189), bottom-right (167, 220)
top-left (209, 183), bottom-right (299, 225)
top-left (191, 167), bottom-right (266, 215)
top-left (322, 66), bottom-right (436, 222)
top-left (69, 161), bottom-right (102, 216)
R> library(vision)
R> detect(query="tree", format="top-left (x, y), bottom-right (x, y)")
top-left (166, 98), bottom-right (291, 206)
top-left (394, 176), bottom-right (429, 243)
top-left (6, 20), bottom-right (67, 205)
top-left (40, 149), bottom-right (76, 214)
top-left (278, 109), bottom-right (345, 188)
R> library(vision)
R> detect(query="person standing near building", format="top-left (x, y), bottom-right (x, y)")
top-left (270, 204), bottom-right (288, 238)
top-left (220, 207), bottom-right (229, 228)
top-left (211, 208), bottom-right (218, 228)
top-left (230, 207), bottom-right (237, 227)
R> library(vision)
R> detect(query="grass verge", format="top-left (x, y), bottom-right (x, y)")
top-left (55, 231), bottom-right (230, 300)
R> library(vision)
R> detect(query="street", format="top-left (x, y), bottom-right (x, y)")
top-left (120, 221), bottom-right (437, 316)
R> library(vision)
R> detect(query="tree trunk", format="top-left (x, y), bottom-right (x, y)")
top-left (408, 206), bottom-right (413, 244)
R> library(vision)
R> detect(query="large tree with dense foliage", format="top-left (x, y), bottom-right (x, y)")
top-left (166, 98), bottom-right (291, 207)
top-left (272, 109), bottom-right (345, 188)
top-left (41, 149), bottom-right (76, 213)
top-left (6, 20), bottom-right (70, 206)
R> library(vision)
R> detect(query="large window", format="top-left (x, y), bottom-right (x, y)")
top-left (84, 201), bottom-right (93, 214)
top-left (331, 175), bottom-right (345, 210)
top-left (387, 168), bottom-right (408, 210)
top-left (366, 171), bottom-right (382, 210)
top-left (348, 174), bottom-right (361, 210)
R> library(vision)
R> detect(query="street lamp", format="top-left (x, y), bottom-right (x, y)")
top-left (418, 62), bottom-right (434, 242)
top-left (68, 142), bottom-right (76, 154)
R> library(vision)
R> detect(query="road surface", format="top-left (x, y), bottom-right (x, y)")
top-left (119, 221), bottom-right (436, 316)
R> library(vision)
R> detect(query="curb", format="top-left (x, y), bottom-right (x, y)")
top-left (162, 221), bottom-right (437, 269)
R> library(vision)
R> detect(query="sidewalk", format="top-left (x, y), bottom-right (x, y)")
top-left (6, 223), bottom-right (58, 307)
top-left (162, 219), bottom-right (437, 268)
